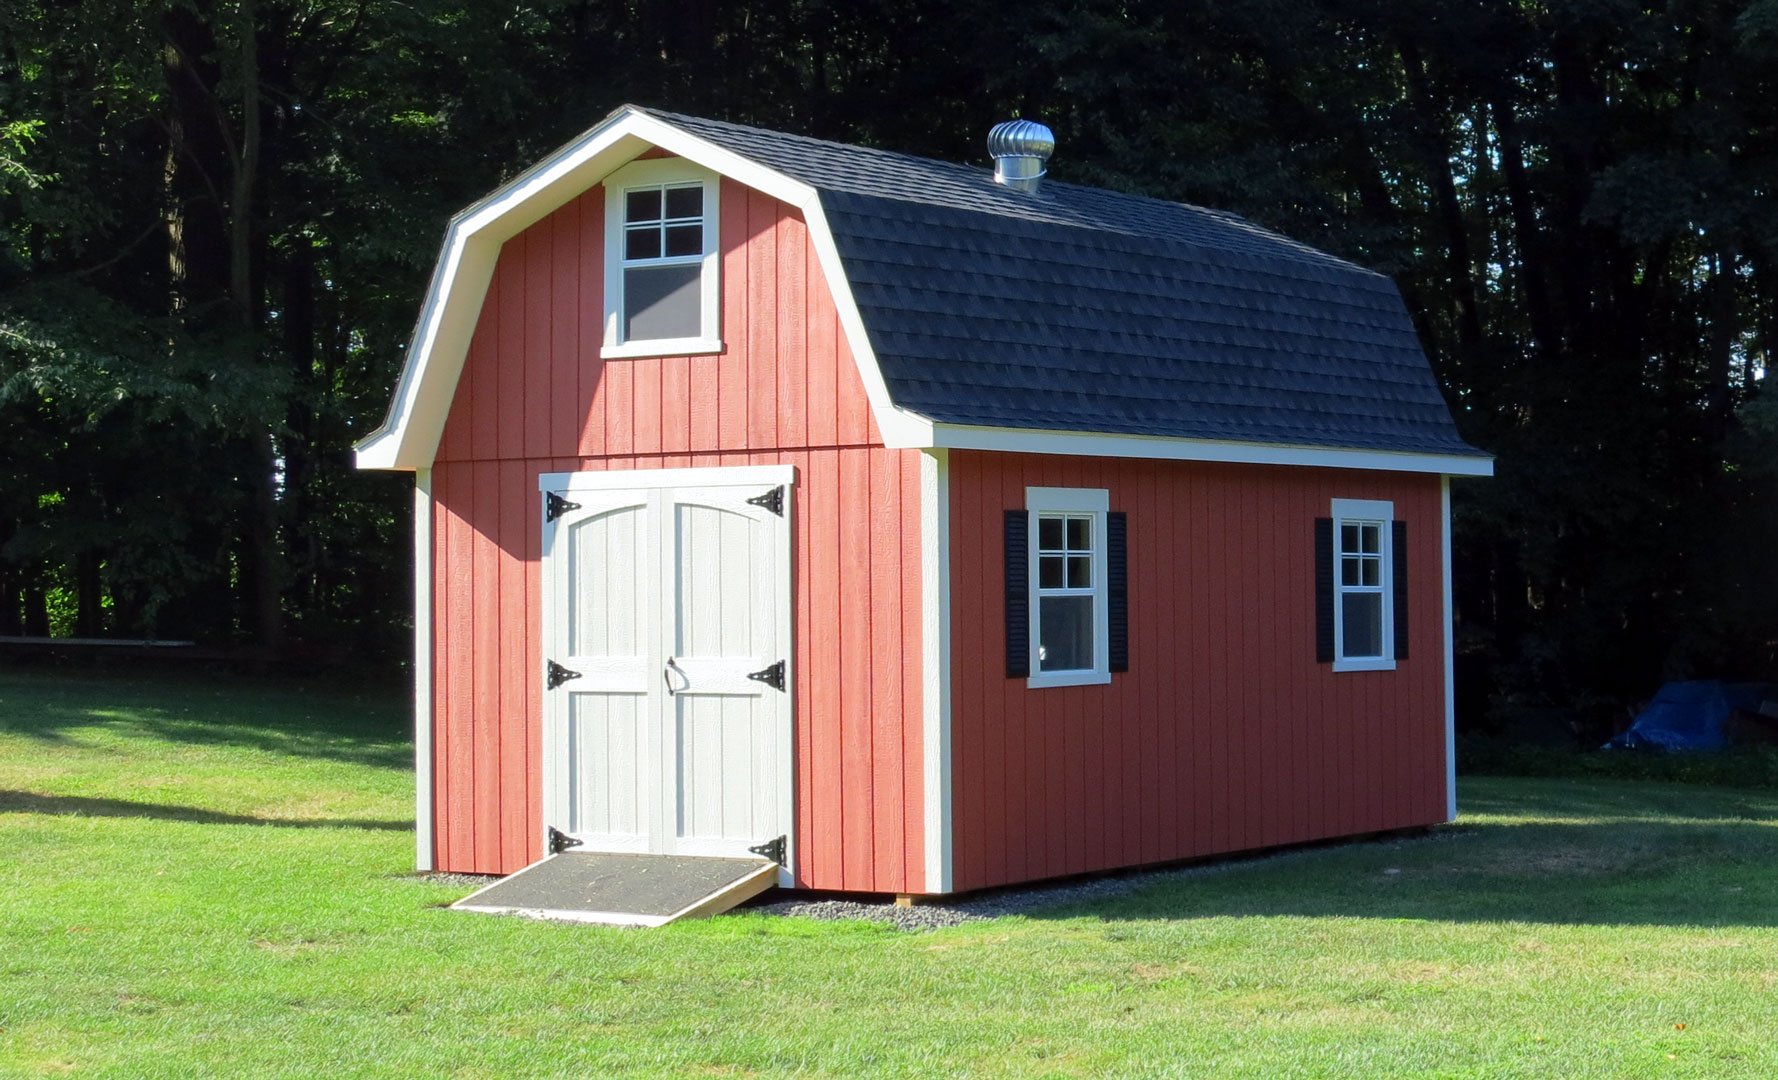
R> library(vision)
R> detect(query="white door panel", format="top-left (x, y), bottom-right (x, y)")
top-left (541, 469), bottom-right (793, 873)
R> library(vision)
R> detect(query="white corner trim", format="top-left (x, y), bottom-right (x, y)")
top-left (928, 424), bottom-right (1494, 476)
top-left (413, 468), bottom-right (435, 872)
top-left (1442, 475), bottom-right (1457, 822)
top-left (1329, 497), bottom-right (1397, 673)
top-left (920, 449), bottom-right (953, 894)
top-left (538, 464), bottom-right (795, 492)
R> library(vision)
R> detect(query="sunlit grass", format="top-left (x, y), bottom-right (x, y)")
top-left (3, 667), bottom-right (1777, 1078)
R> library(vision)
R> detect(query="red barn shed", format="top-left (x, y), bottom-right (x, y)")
top-left (357, 106), bottom-right (1492, 899)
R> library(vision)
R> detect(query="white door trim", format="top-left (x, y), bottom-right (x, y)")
top-left (539, 464), bottom-right (795, 493)
top-left (539, 465), bottom-right (797, 882)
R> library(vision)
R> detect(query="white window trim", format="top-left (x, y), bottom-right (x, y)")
top-left (1330, 497), bottom-right (1396, 673)
top-left (602, 158), bottom-right (722, 358)
top-left (1026, 486), bottom-right (1112, 689)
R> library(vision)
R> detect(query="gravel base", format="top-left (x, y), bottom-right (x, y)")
top-left (752, 828), bottom-right (1465, 931)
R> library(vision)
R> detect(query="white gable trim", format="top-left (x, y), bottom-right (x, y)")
top-left (920, 423), bottom-right (1495, 477)
top-left (354, 106), bottom-right (921, 470)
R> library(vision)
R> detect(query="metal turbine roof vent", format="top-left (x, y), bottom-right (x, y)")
top-left (987, 118), bottom-right (1055, 193)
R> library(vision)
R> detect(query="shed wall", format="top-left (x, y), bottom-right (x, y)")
top-left (946, 451), bottom-right (1448, 893)
top-left (427, 176), bottom-right (926, 892)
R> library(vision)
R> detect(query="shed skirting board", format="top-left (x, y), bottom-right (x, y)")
top-left (920, 448), bottom-right (953, 894)
top-left (413, 468), bottom-right (435, 872)
top-left (1442, 475), bottom-right (1457, 822)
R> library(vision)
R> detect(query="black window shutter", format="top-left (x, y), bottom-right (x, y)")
top-left (1392, 519), bottom-right (1409, 660)
top-left (1004, 510), bottom-right (1029, 678)
top-left (1314, 518), bottom-right (1335, 663)
top-left (1107, 512), bottom-right (1128, 672)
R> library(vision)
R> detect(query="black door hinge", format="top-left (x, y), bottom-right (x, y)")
top-left (545, 491), bottom-right (582, 522)
top-left (548, 826), bottom-right (583, 855)
top-left (546, 659), bottom-right (581, 690)
top-left (746, 486), bottom-right (784, 516)
top-left (747, 659), bottom-right (785, 691)
top-left (748, 835), bottom-right (786, 864)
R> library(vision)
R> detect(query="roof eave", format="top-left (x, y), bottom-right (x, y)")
top-left (918, 422), bottom-right (1494, 476)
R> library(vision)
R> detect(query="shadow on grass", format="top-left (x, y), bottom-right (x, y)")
top-left (0, 669), bottom-right (409, 770)
top-left (1032, 807), bottom-right (1778, 928)
top-left (0, 790), bottom-right (412, 831)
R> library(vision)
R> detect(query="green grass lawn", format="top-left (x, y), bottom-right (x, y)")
top-left (3, 668), bottom-right (1777, 1079)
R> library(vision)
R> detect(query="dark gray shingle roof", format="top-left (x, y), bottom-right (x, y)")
top-left (645, 108), bottom-right (1484, 458)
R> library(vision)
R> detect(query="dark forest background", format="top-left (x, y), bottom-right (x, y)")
top-left (5, 0), bottom-right (1777, 741)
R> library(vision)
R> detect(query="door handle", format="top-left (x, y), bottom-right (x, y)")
top-left (664, 656), bottom-right (681, 696)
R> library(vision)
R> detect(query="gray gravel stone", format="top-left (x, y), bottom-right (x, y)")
top-left (752, 829), bottom-right (1461, 931)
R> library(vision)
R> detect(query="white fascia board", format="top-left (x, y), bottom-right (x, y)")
top-left (357, 106), bottom-right (905, 472)
top-left (927, 423), bottom-right (1495, 476)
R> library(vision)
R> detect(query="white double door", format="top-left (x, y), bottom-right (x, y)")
top-left (540, 466), bottom-right (794, 866)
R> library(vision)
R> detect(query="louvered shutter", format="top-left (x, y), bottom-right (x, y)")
top-left (1314, 518), bottom-right (1335, 663)
top-left (1004, 511), bottom-right (1029, 678)
top-left (1107, 512), bottom-right (1128, 672)
top-left (1392, 520), bottom-right (1409, 661)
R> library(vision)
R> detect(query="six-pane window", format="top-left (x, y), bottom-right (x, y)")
top-left (1036, 513), bottom-right (1095, 672)
top-left (621, 182), bottom-right (705, 341)
top-left (1338, 519), bottom-right (1386, 659)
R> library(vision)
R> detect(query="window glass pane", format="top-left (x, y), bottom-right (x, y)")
top-left (1038, 555), bottom-right (1064, 590)
top-left (1039, 595), bottom-right (1093, 671)
top-left (1340, 523), bottom-right (1359, 553)
top-left (1342, 593), bottom-right (1383, 658)
top-left (1341, 556), bottom-right (1362, 586)
top-left (664, 223), bottom-right (702, 257)
top-left (1066, 516), bottom-right (1091, 551)
top-left (664, 185), bottom-right (703, 219)
top-left (623, 264), bottom-right (701, 340)
top-left (625, 188), bottom-right (662, 223)
top-left (1038, 516), bottom-right (1063, 551)
top-left (1361, 558), bottom-right (1380, 587)
top-left (1360, 523), bottom-right (1380, 554)
top-left (1067, 555), bottom-right (1092, 589)
top-left (625, 226), bottom-right (661, 261)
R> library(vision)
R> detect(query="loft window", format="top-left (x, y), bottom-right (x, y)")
top-left (602, 159), bottom-right (721, 358)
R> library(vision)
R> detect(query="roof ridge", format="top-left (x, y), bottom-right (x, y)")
top-left (632, 105), bottom-right (1375, 277)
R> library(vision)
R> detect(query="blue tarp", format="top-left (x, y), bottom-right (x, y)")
top-left (1604, 680), bottom-right (1772, 751)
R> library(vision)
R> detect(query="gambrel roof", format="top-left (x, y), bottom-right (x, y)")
top-left (357, 106), bottom-right (1490, 475)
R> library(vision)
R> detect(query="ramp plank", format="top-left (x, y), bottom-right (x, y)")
top-left (452, 852), bottom-right (778, 927)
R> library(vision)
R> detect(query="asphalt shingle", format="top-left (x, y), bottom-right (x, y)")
top-left (644, 108), bottom-right (1485, 459)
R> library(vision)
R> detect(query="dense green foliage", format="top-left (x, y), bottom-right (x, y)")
top-left (4, 668), bottom-right (1778, 1077)
top-left (2, 2), bottom-right (1775, 722)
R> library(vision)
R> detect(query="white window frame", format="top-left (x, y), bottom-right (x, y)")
top-left (1026, 486), bottom-right (1111, 689)
top-left (602, 158), bottom-right (722, 359)
top-left (1330, 497), bottom-right (1396, 673)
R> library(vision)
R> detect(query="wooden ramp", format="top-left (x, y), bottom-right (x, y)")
top-left (450, 852), bottom-right (779, 927)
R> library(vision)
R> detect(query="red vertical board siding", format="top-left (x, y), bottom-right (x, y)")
top-left (946, 451), bottom-right (1449, 893)
top-left (426, 172), bottom-right (926, 889)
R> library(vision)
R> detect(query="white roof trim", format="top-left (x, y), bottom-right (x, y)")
top-left (355, 105), bottom-right (1487, 476)
top-left (354, 106), bottom-right (918, 470)
top-left (921, 423), bottom-right (1495, 476)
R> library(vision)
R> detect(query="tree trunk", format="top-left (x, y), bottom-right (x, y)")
top-left (74, 551), bottom-right (103, 637)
